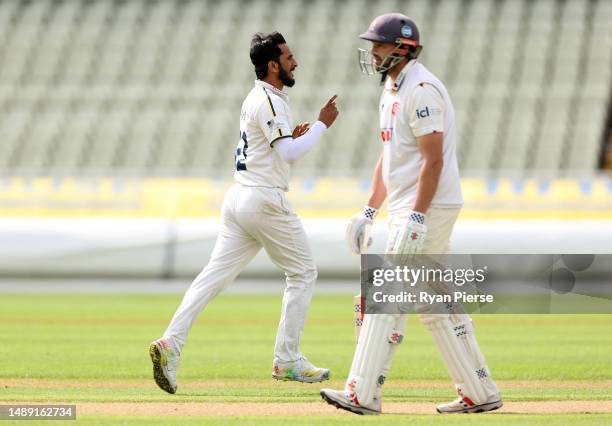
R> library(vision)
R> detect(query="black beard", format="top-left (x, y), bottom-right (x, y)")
top-left (279, 67), bottom-right (295, 87)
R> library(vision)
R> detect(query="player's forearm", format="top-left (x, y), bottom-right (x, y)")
top-left (367, 154), bottom-right (386, 209)
top-left (412, 159), bottom-right (443, 214)
top-left (367, 178), bottom-right (386, 209)
top-left (273, 121), bottom-right (327, 162)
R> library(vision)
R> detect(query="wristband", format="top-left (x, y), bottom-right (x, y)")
top-left (409, 210), bottom-right (426, 224)
top-left (363, 206), bottom-right (378, 220)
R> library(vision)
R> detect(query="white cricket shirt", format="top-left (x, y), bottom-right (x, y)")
top-left (379, 60), bottom-right (463, 214)
top-left (234, 80), bottom-right (293, 190)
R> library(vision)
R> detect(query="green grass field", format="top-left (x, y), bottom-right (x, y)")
top-left (1, 292), bottom-right (611, 424)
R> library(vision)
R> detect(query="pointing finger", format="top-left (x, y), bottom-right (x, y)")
top-left (325, 94), bottom-right (338, 106)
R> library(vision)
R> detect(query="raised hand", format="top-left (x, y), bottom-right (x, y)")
top-left (318, 95), bottom-right (339, 128)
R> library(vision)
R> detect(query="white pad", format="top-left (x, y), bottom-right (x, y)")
top-left (419, 313), bottom-right (499, 404)
top-left (345, 314), bottom-right (404, 407)
top-left (372, 314), bottom-right (408, 405)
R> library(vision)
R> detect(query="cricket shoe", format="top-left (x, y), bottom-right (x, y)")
top-left (320, 388), bottom-right (381, 415)
top-left (272, 356), bottom-right (330, 383)
top-left (149, 337), bottom-right (180, 394)
top-left (436, 393), bottom-right (503, 414)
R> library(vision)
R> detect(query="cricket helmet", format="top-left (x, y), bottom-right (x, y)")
top-left (358, 13), bottom-right (422, 75)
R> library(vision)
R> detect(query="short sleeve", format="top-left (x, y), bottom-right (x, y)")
top-left (257, 90), bottom-right (292, 145)
top-left (408, 83), bottom-right (445, 137)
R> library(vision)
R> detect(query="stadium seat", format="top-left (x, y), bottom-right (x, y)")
top-left (0, 0), bottom-right (608, 178)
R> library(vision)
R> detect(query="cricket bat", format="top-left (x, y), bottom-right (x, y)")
top-left (353, 223), bottom-right (371, 342)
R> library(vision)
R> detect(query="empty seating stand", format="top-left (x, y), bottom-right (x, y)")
top-left (0, 0), bottom-right (609, 179)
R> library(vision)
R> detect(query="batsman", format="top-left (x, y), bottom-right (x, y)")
top-left (320, 13), bottom-right (502, 415)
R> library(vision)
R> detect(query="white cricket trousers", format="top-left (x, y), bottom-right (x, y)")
top-left (164, 183), bottom-right (317, 362)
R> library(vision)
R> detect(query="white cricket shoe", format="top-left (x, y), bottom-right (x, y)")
top-left (320, 388), bottom-right (381, 415)
top-left (149, 337), bottom-right (180, 394)
top-left (272, 356), bottom-right (330, 383)
top-left (436, 393), bottom-right (503, 414)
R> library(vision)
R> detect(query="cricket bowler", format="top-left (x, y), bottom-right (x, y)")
top-left (320, 14), bottom-right (502, 414)
top-left (149, 31), bottom-right (339, 394)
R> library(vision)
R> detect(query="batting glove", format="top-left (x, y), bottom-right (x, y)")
top-left (346, 206), bottom-right (378, 255)
top-left (389, 210), bottom-right (427, 255)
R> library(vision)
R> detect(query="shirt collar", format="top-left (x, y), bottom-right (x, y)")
top-left (385, 59), bottom-right (418, 92)
top-left (255, 80), bottom-right (289, 101)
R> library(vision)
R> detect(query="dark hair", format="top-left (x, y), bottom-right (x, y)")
top-left (250, 31), bottom-right (286, 79)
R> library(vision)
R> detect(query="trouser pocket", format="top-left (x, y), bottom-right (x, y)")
top-left (260, 188), bottom-right (290, 216)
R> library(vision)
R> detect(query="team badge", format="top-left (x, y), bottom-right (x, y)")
top-left (401, 24), bottom-right (412, 38)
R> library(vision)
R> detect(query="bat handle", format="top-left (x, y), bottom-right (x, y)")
top-left (354, 224), bottom-right (371, 342)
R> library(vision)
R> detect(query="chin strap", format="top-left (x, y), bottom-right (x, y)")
top-left (379, 70), bottom-right (388, 85)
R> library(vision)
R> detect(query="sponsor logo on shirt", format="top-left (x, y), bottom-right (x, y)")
top-left (415, 106), bottom-right (442, 119)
